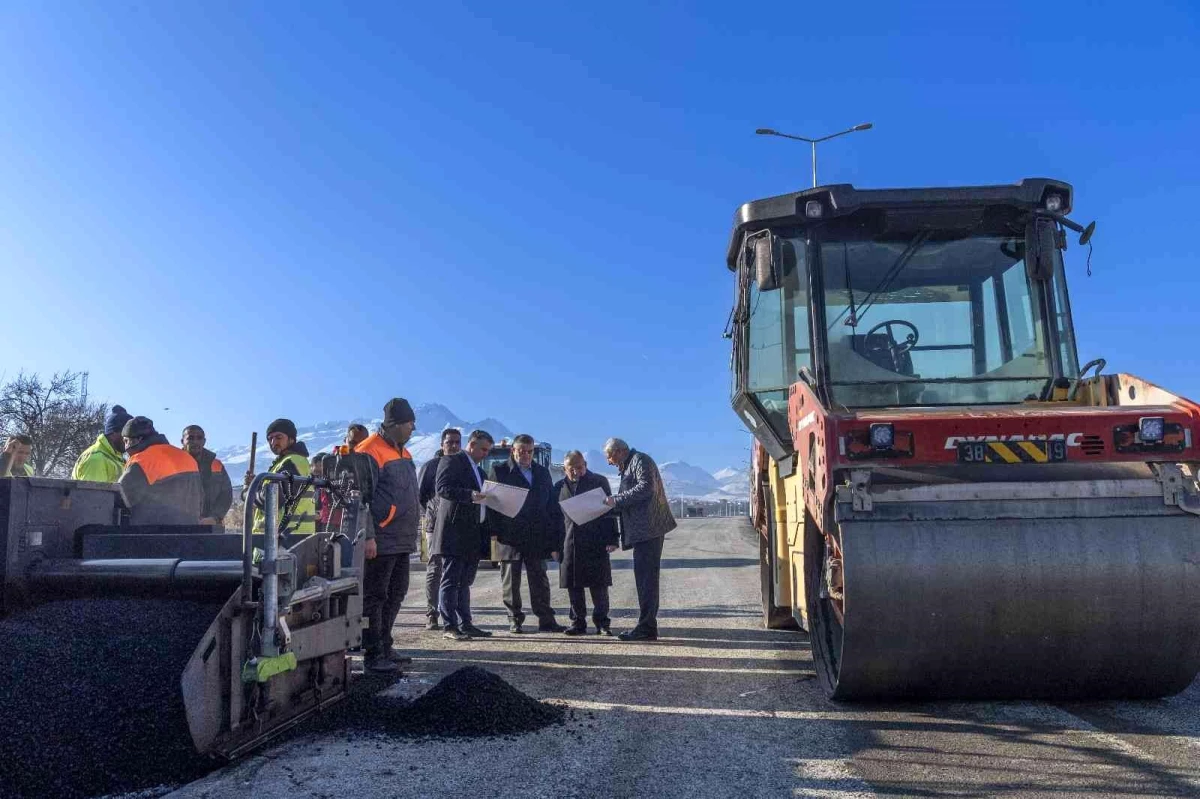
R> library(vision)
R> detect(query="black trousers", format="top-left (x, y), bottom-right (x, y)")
top-left (632, 536), bottom-right (665, 634)
top-left (500, 556), bottom-right (557, 626)
top-left (425, 555), bottom-right (443, 620)
top-left (438, 555), bottom-right (479, 630)
top-left (567, 585), bottom-right (611, 630)
top-left (363, 553), bottom-right (411, 656)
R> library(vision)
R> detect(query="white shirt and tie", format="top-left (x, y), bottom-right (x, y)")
top-left (464, 451), bottom-right (485, 522)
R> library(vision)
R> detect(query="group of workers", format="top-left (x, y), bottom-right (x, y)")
top-left (1, 396), bottom-right (678, 677)
top-left (2, 405), bottom-right (235, 525)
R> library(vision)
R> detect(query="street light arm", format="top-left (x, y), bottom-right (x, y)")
top-left (756, 129), bottom-right (816, 143)
top-left (812, 123), bottom-right (874, 143)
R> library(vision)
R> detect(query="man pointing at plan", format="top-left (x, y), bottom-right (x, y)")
top-left (432, 429), bottom-right (495, 641)
top-left (488, 434), bottom-right (565, 634)
top-left (603, 437), bottom-right (677, 642)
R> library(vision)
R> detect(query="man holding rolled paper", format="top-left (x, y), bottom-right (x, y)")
top-left (555, 450), bottom-right (619, 635)
top-left (487, 434), bottom-right (565, 634)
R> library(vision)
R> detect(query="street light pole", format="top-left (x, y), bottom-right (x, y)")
top-left (755, 123), bottom-right (873, 188)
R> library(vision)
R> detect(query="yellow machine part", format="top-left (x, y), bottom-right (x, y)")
top-left (764, 461), bottom-right (809, 630)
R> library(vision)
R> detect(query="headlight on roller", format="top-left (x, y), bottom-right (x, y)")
top-left (869, 423), bottom-right (895, 450)
top-left (1139, 416), bottom-right (1165, 443)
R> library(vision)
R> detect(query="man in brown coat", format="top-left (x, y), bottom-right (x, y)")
top-left (603, 437), bottom-right (677, 642)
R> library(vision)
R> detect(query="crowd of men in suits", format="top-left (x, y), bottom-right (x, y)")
top-left (348, 398), bottom-right (677, 674)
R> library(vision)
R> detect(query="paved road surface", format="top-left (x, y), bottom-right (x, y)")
top-left (172, 518), bottom-right (1200, 798)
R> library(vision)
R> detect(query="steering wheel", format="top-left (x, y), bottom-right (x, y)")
top-left (864, 319), bottom-right (920, 357)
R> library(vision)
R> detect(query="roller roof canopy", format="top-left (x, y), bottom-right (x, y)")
top-left (725, 178), bottom-right (1073, 270)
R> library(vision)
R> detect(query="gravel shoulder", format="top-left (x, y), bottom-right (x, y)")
top-left (169, 518), bottom-right (1200, 799)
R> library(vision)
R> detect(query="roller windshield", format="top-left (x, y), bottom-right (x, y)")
top-left (739, 210), bottom-right (1079, 416)
top-left (816, 217), bottom-right (1077, 407)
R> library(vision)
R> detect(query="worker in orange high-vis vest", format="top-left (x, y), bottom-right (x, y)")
top-left (356, 398), bottom-right (422, 673)
top-left (118, 416), bottom-right (204, 526)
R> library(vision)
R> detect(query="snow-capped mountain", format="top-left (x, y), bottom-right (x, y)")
top-left (213, 405), bottom-right (747, 500)
top-left (214, 403), bottom-right (515, 470)
top-left (659, 461), bottom-right (720, 495)
top-left (713, 466), bottom-right (750, 495)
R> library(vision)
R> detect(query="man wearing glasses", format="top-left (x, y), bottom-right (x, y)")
top-left (489, 434), bottom-right (566, 634)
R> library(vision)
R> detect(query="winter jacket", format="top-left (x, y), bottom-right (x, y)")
top-left (613, 449), bottom-right (677, 549)
top-left (556, 470), bottom-right (619, 589)
top-left (358, 431), bottom-right (420, 555)
top-left (250, 442), bottom-right (316, 534)
top-left (487, 459), bottom-right (563, 561)
top-left (72, 434), bottom-right (125, 483)
top-left (119, 434), bottom-right (204, 526)
top-left (431, 451), bottom-right (489, 559)
top-left (191, 448), bottom-right (233, 523)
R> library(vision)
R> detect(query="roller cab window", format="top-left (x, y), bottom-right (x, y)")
top-left (815, 210), bottom-right (1077, 408)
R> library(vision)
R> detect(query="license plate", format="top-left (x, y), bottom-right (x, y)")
top-left (957, 439), bottom-right (1067, 464)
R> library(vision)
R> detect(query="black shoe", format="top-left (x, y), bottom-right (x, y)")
top-left (564, 625), bottom-right (588, 636)
top-left (617, 629), bottom-right (658, 642)
top-left (384, 648), bottom-right (413, 665)
top-left (365, 655), bottom-right (400, 673)
top-left (425, 618), bottom-right (441, 631)
top-left (596, 626), bottom-right (613, 636)
top-left (538, 622), bottom-right (567, 633)
top-left (509, 622), bottom-right (524, 634)
top-left (443, 628), bottom-right (471, 641)
top-left (461, 624), bottom-right (493, 638)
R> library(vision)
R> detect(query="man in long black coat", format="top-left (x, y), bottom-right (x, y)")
top-left (556, 450), bottom-right (619, 635)
top-left (488, 434), bottom-right (565, 633)
top-left (431, 429), bottom-right (495, 641)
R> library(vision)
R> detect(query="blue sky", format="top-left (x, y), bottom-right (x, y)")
top-left (2, 1), bottom-right (1198, 473)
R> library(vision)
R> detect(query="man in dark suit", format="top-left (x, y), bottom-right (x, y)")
top-left (432, 429), bottom-right (495, 641)
top-left (489, 434), bottom-right (565, 634)
top-left (556, 450), bottom-right (619, 635)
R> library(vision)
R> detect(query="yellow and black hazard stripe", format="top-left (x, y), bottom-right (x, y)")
top-left (984, 441), bottom-right (1050, 463)
top-left (996, 441), bottom-right (1048, 463)
top-left (958, 439), bottom-right (1067, 464)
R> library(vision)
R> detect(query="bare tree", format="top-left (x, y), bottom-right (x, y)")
top-left (0, 371), bottom-right (108, 477)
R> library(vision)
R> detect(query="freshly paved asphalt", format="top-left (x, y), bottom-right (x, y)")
top-left (171, 518), bottom-right (1200, 798)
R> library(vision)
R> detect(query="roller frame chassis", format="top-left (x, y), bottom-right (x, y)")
top-left (752, 372), bottom-right (1200, 699)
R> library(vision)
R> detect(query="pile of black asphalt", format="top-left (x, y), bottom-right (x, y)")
top-left (306, 665), bottom-right (566, 740)
top-left (0, 598), bottom-right (223, 799)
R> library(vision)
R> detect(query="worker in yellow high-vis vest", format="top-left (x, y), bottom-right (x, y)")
top-left (244, 418), bottom-right (316, 535)
top-left (72, 405), bottom-right (133, 482)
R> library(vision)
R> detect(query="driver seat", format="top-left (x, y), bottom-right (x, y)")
top-left (856, 332), bottom-right (915, 376)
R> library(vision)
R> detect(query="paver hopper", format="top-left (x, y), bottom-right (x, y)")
top-left (1, 468), bottom-right (366, 758)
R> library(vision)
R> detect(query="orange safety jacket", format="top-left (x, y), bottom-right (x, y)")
top-left (119, 434), bottom-right (204, 526)
top-left (357, 432), bottom-right (419, 556)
